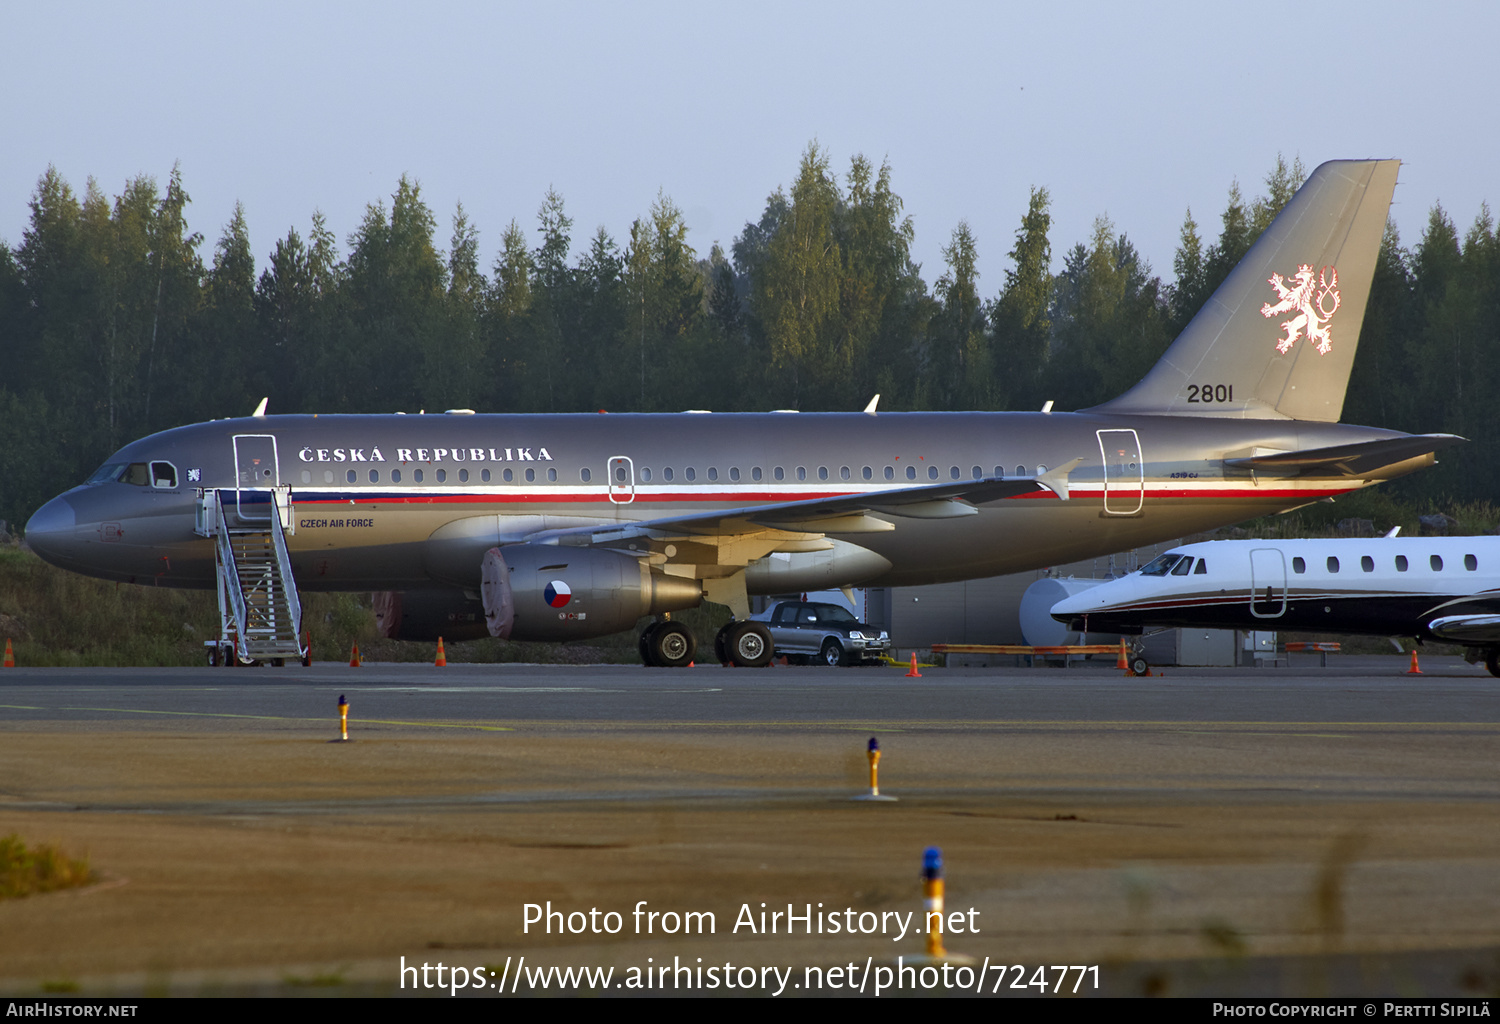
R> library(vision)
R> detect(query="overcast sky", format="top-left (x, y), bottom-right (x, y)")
top-left (3, 1), bottom-right (1495, 291)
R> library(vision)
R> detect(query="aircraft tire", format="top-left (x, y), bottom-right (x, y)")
top-left (1130, 655), bottom-right (1150, 676)
top-left (727, 622), bottom-right (774, 668)
top-left (1485, 648), bottom-right (1500, 679)
top-left (639, 622), bottom-right (662, 667)
top-left (651, 622), bottom-right (696, 668)
top-left (820, 639), bottom-right (846, 667)
top-left (713, 625), bottom-right (731, 665)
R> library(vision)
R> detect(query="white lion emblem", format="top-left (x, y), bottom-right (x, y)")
top-left (1261, 264), bottom-right (1340, 355)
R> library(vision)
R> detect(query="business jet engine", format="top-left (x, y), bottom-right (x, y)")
top-left (481, 544), bottom-right (703, 641)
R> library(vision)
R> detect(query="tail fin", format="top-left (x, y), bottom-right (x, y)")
top-left (1093, 159), bottom-right (1399, 422)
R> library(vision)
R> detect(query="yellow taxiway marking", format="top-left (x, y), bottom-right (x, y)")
top-left (0, 705), bottom-right (513, 731)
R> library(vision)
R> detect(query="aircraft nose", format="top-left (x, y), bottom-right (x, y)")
top-left (24, 496), bottom-right (78, 567)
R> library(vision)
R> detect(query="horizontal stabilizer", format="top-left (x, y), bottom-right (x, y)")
top-left (1428, 614), bottom-right (1500, 645)
top-left (1224, 434), bottom-right (1465, 477)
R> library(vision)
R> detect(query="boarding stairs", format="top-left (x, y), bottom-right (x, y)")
top-left (196, 488), bottom-right (306, 665)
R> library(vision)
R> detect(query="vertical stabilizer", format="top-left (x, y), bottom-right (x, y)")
top-left (1092, 159), bottom-right (1398, 421)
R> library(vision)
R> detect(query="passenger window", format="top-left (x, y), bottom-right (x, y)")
top-left (1326, 556), bottom-right (1339, 573)
top-left (972, 466), bottom-right (982, 479)
top-left (503, 468), bottom-right (513, 482)
top-left (547, 468), bottom-right (557, 482)
top-left (414, 469), bottom-right (424, 483)
top-left (300, 471), bottom-right (311, 484)
top-left (1016, 465), bottom-right (1025, 476)
top-left (436, 469), bottom-right (447, 483)
top-left (730, 467), bottom-right (741, 482)
top-left (458, 468), bottom-right (469, 483)
top-left (839, 466), bottom-right (849, 481)
top-left (685, 468), bottom-right (696, 482)
top-left (1361, 555), bottom-right (1374, 572)
top-left (579, 468), bottom-right (590, 483)
top-left (1194, 559), bottom-right (1207, 574)
top-left (863, 467), bottom-right (873, 480)
top-left (346, 469), bottom-right (357, 484)
top-left (1292, 557), bottom-right (1305, 574)
top-left (481, 469), bottom-right (491, 483)
top-left (708, 467), bottom-right (718, 482)
top-left (1395, 555), bottom-right (1407, 572)
top-left (1171, 557), bottom-right (1193, 576)
top-left (906, 466), bottom-right (917, 480)
top-left (817, 467), bottom-right (828, 481)
top-left (928, 466), bottom-right (939, 480)
top-left (774, 467), bottom-right (785, 481)
top-left (1430, 555), bottom-right (1443, 571)
top-left (1465, 554), bottom-right (1478, 571)
top-left (664, 467), bottom-right (674, 481)
top-left (796, 467), bottom-right (806, 481)
top-left (525, 468), bottom-right (535, 482)
top-left (392, 469), bottom-right (403, 483)
top-left (752, 467), bottom-right (763, 482)
top-left (323, 470), bottom-right (334, 484)
top-left (370, 470), bottom-right (380, 483)
top-left (950, 466), bottom-right (960, 480)
top-left (884, 466), bottom-right (894, 481)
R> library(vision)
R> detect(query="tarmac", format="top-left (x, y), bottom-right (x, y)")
top-left (0, 655), bottom-right (1496, 997)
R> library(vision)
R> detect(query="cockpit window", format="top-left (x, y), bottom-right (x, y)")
top-left (122, 463), bottom-right (150, 486)
top-left (86, 463), bottom-right (127, 485)
top-left (1171, 557), bottom-right (1194, 576)
top-left (1139, 553), bottom-right (1184, 576)
top-left (1193, 559), bottom-right (1207, 574)
top-left (151, 462), bottom-right (177, 488)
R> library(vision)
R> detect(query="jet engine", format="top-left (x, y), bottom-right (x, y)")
top-left (372, 589), bottom-right (490, 642)
top-left (481, 545), bottom-right (702, 641)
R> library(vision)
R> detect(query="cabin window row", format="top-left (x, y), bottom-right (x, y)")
top-left (1292, 554), bottom-right (1479, 573)
top-left (298, 464), bottom-right (1043, 486)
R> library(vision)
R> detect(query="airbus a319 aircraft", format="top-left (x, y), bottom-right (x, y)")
top-left (24, 159), bottom-right (1462, 668)
top-left (1049, 536), bottom-right (1500, 677)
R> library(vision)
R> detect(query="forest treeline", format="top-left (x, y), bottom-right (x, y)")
top-left (1, 146), bottom-right (1496, 529)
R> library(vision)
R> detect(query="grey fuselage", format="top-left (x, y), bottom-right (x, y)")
top-left (26, 409), bottom-right (1424, 594)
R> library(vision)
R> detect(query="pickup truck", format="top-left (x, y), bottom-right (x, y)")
top-left (750, 600), bottom-right (892, 666)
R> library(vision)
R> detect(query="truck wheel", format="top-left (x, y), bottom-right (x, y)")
top-left (820, 639), bottom-right (845, 667)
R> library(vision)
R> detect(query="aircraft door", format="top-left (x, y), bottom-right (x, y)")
top-left (1248, 547), bottom-right (1287, 618)
top-left (232, 434), bottom-right (279, 522)
top-left (1096, 429), bottom-right (1144, 515)
top-left (607, 456), bottom-right (635, 504)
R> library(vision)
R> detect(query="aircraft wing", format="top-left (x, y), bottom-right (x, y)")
top-left (1427, 614), bottom-right (1500, 645)
top-left (1223, 434), bottom-right (1465, 477)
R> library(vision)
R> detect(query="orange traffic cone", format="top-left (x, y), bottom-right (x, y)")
top-left (906, 653), bottom-right (922, 678)
top-left (3, 639), bottom-right (13, 668)
top-left (349, 644), bottom-right (361, 667)
top-left (1406, 649), bottom-right (1422, 674)
top-left (1116, 639), bottom-right (1128, 672)
top-left (435, 637), bottom-right (447, 667)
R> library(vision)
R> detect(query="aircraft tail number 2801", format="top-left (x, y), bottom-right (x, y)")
top-left (25, 159), bottom-right (1463, 667)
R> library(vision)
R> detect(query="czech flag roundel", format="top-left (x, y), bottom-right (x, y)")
top-left (544, 580), bottom-right (571, 608)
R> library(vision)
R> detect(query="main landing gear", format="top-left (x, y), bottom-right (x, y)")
top-left (639, 620), bottom-right (696, 668)
top-left (639, 619), bottom-right (775, 669)
top-left (715, 620), bottom-right (773, 669)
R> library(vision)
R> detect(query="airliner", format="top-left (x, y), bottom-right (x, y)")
top-left (23, 159), bottom-right (1463, 668)
top-left (1049, 536), bottom-right (1500, 677)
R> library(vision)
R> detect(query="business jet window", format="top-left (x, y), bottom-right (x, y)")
top-left (1361, 555), bottom-right (1374, 572)
top-left (708, 467), bottom-right (718, 482)
top-left (1194, 559), bottom-right (1207, 574)
top-left (579, 468), bottom-right (590, 483)
top-left (774, 467), bottom-right (785, 481)
top-left (1395, 555), bottom-right (1408, 572)
top-left (458, 469), bottom-right (469, 483)
top-left (392, 469), bottom-right (402, 483)
top-left (1465, 554), bottom-right (1478, 571)
top-left (436, 469), bottom-right (447, 483)
top-left (1139, 553), bottom-right (1184, 576)
top-left (752, 467), bottom-right (762, 482)
top-left (1326, 557), bottom-right (1339, 573)
top-left (796, 467), bottom-right (806, 481)
top-left (413, 469), bottom-right (424, 483)
top-left (347, 470), bottom-right (357, 484)
top-left (1171, 557), bottom-right (1194, 576)
top-left (1430, 555), bottom-right (1443, 571)
top-left (907, 466), bottom-right (918, 480)
top-left (1293, 557), bottom-right (1305, 574)
top-left (525, 468), bottom-right (536, 482)
top-left (370, 470), bottom-right (380, 483)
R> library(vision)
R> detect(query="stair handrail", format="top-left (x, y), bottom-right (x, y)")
top-left (269, 489), bottom-right (305, 658)
top-left (214, 491), bottom-right (251, 662)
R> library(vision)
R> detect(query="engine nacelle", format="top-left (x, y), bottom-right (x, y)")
top-left (482, 545), bottom-right (702, 641)
top-left (372, 590), bottom-right (489, 642)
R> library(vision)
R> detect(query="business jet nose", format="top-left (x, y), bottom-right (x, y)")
top-left (24, 496), bottom-right (78, 567)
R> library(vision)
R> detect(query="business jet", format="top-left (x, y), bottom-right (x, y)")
top-left (24, 159), bottom-right (1463, 668)
top-left (1049, 536), bottom-right (1500, 677)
